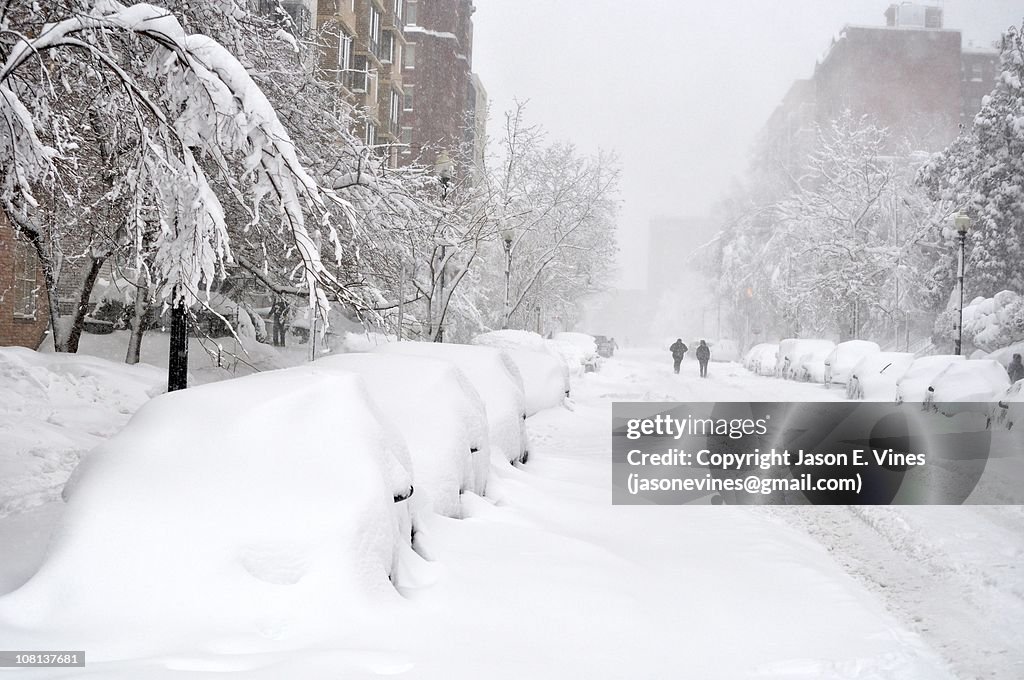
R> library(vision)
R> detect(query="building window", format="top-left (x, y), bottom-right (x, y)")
top-left (403, 84), bottom-right (414, 110)
top-left (393, 0), bottom-right (403, 23)
top-left (404, 43), bottom-right (416, 69)
top-left (365, 122), bottom-right (376, 148)
top-left (349, 54), bottom-right (369, 92)
top-left (369, 6), bottom-right (382, 58)
top-left (13, 233), bottom-right (38, 319)
top-left (381, 31), bottom-right (394, 63)
top-left (390, 88), bottom-right (401, 130)
top-left (406, 1), bottom-right (417, 26)
top-left (400, 126), bottom-right (413, 146)
top-left (337, 32), bottom-right (352, 74)
top-left (970, 62), bottom-right (984, 81)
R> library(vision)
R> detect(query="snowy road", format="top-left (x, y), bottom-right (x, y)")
top-left (1, 348), bottom-right (1021, 678)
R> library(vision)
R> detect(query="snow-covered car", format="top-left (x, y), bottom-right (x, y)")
top-left (318, 353), bottom-right (490, 517)
top-left (794, 341), bottom-right (838, 382)
top-left (895, 355), bottom-right (966, 405)
top-left (594, 335), bottom-right (617, 358)
top-left (777, 339), bottom-right (835, 381)
top-left (471, 329), bottom-right (571, 398)
top-left (374, 342), bottom-right (530, 464)
top-left (846, 351), bottom-right (915, 400)
top-left (36, 366), bottom-right (413, 644)
top-left (743, 343), bottom-right (779, 376)
top-left (989, 379), bottom-right (1024, 431)
top-left (553, 332), bottom-right (601, 374)
top-left (499, 348), bottom-right (567, 415)
top-left (823, 340), bottom-right (880, 388)
top-left (924, 359), bottom-right (1011, 415)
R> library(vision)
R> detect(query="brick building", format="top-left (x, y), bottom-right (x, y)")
top-left (0, 215), bottom-right (49, 349)
top-left (399, 0), bottom-right (485, 171)
top-left (761, 2), bottom-right (999, 164)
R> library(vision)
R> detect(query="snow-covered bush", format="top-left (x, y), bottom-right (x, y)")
top-left (895, 355), bottom-right (966, 405)
top-left (846, 351), bottom-right (915, 401)
top-left (743, 343), bottom-right (779, 376)
top-left (824, 340), bottom-right (880, 388)
top-left (318, 353), bottom-right (489, 517)
top-left (0, 367), bottom-right (413, 655)
top-left (374, 342), bottom-right (529, 464)
top-left (924, 360), bottom-right (1011, 415)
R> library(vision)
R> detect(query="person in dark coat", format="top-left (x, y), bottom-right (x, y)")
top-left (1008, 353), bottom-right (1024, 384)
top-left (670, 338), bottom-right (688, 374)
top-left (270, 297), bottom-right (289, 347)
top-left (695, 339), bottom-right (711, 378)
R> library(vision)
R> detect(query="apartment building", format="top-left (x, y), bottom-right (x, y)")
top-left (399, 0), bottom-right (485, 173)
top-left (317, 0), bottom-right (408, 167)
top-left (760, 2), bottom-right (999, 167)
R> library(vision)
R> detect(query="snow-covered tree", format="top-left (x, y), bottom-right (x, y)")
top-left (920, 21), bottom-right (1024, 301)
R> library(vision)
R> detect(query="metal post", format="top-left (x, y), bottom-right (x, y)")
top-left (397, 262), bottom-right (405, 341)
top-left (309, 303), bottom-right (317, 362)
top-left (955, 231), bottom-right (966, 356)
top-left (502, 239), bottom-right (512, 329)
top-left (168, 287), bottom-right (188, 392)
top-left (434, 244), bottom-right (446, 343)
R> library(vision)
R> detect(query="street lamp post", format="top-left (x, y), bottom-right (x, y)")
top-left (501, 225), bottom-right (514, 329)
top-left (433, 152), bottom-right (454, 342)
top-left (167, 286), bottom-right (188, 392)
top-left (953, 213), bottom-right (971, 356)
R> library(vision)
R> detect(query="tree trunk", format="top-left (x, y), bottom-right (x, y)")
top-left (125, 272), bottom-right (150, 365)
top-left (65, 254), bottom-right (107, 353)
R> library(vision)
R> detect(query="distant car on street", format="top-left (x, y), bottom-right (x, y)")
top-left (594, 335), bottom-right (617, 358)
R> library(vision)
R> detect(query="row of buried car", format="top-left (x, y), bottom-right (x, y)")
top-left (42, 331), bottom-right (582, 619)
top-left (743, 339), bottom-right (1023, 429)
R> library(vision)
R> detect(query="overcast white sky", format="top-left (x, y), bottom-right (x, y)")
top-left (472, 0), bottom-right (1024, 289)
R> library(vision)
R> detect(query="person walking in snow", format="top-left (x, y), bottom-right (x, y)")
top-left (695, 339), bottom-right (711, 378)
top-left (1008, 353), bottom-right (1024, 384)
top-left (270, 297), bottom-right (289, 347)
top-left (670, 338), bottom-right (688, 374)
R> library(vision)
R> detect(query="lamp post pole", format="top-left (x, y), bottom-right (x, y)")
top-left (501, 227), bottom-right (514, 329)
top-left (953, 213), bottom-right (971, 356)
top-left (433, 151), bottom-right (454, 342)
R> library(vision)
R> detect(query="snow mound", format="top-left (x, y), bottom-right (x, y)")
top-left (743, 343), bottom-right (779, 376)
top-left (824, 340), bottom-right (880, 387)
top-left (960, 290), bottom-right (1024, 352)
top-left (374, 342), bottom-right (529, 464)
top-left (706, 338), bottom-right (740, 362)
top-left (846, 352), bottom-right (915, 401)
top-left (471, 329), bottom-right (550, 353)
top-left (925, 359), bottom-right (1011, 412)
top-left (984, 340), bottom-right (1024, 368)
top-left (0, 348), bottom-right (164, 517)
top-left (316, 353), bottom-right (489, 517)
top-left (0, 366), bottom-right (413, 657)
top-left (895, 355), bottom-right (966, 405)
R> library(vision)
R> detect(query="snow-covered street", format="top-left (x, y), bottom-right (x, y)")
top-left (2, 348), bottom-right (1020, 679)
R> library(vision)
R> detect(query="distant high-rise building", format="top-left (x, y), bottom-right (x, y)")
top-left (761, 2), bottom-right (999, 163)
